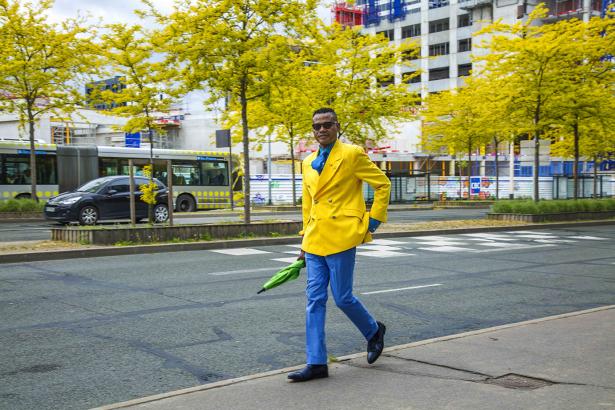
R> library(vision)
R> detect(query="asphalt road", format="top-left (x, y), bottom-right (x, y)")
top-left (1, 225), bottom-right (613, 409)
top-left (0, 208), bottom-right (489, 243)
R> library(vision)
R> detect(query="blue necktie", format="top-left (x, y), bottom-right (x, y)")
top-left (311, 149), bottom-right (330, 175)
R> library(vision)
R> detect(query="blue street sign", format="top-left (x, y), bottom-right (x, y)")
top-left (125, 132), bottom-right (141, 148)
top-left (470, 177), bottom-right (481, 195)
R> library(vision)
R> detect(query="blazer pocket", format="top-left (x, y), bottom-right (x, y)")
top-left (342, 209), bottom-right (365, 220)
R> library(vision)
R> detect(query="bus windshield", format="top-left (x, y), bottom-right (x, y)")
top-left (77, 177), bottom-right (112, 193)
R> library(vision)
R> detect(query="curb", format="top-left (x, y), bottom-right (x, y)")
top-left (94, 304), bottom-right (614, 410)
top-left (2, 219), bottom-right (614, 264)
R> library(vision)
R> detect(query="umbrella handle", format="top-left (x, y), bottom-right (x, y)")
top-left (257, 288), bottom-right (266, 294)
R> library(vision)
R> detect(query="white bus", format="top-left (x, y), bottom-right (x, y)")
top-left (0, 141), bottom-right (241, 211)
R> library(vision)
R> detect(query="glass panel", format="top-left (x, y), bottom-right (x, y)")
top-left (171, 161), bottom-right (201, 186)
top-left (201, 161), bottom-right (229, 186)
top-left (3, 155), bottom-right (31, 185)
top-left (36, 155), bottom-right (57, 184)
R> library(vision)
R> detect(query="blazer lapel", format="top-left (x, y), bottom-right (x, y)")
top-left (315, 141), bottom-right (343, 195)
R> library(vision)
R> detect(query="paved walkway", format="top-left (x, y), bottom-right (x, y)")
top-left (97, 306), bottom-right (615, 410)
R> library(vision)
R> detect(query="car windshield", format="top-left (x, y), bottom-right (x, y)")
top-left (77, 178), bottom-right (112, 193)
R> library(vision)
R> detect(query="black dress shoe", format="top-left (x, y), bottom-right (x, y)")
top-left (367, 321), bottom-right (386, 364)
top-left (287, 364), bottom-right (328, 382)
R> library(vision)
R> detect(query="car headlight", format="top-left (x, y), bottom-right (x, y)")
top-left (58, 196), bottom-right (82, 205)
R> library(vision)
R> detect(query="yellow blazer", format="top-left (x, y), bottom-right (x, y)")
top-left (301, 140), bottom-right (391, 256)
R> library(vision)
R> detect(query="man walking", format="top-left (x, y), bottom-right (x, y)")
top-left (288, 108), bottom-right (391, 382)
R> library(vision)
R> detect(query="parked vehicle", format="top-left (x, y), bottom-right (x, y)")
top-left (44, 176), bottom-right (169, 225)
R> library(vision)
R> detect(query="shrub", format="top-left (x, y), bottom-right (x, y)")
top-left (19, 199), bottom-right (44, 212)
top-left (492, 198), bottom-right (615, 214)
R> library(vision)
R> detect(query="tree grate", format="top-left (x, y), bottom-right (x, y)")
top-left (483, 373), bottom-right (555, 390)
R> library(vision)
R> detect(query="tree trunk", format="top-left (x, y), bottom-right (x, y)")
top-left (27, 108), bottom-right (38, 202)
top-left (468, 139), bottom-right (473, 200)
top-left (592, 156), bottom-right (598, 198)
top-left (533, 131), bottom-right (540, 202)
top-left (240, 78), bottom-right (251, 224)
top-left (573, 120), bottom-right (579, 200)
top-left (494, 136), bottom-right (499, 200)
top-left (533, 106), bottom-right (541, 202)
top-left (289, 133), bottom-right (297, 207)
top-left (148, 126), bottom-right (154, 223)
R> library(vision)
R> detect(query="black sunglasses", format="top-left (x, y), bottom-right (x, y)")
top-left (312, 121), bottom-right (336, 131)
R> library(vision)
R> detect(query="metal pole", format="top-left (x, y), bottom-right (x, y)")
top-left (129, 159), bottom-right (136, 226)
top-left (166, 160), bottom-right (174, 227)
top-left (229, 144), bottom-right (234, 210)
top-left (267, 134), bottom-right (272, 206)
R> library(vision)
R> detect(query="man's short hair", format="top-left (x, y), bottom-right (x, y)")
top-left (312, 107), bottom-right (337, 122)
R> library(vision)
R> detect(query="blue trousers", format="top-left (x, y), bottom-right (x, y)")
top-left (305, 247), bottom-right (378, 365)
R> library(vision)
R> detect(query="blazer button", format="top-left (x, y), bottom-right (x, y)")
top-left (314, 200), bottom-right (319, 204)
top-left (328, 199), bottom-right (332, 203)
top-left (332, 215), bottom-right (336, 219)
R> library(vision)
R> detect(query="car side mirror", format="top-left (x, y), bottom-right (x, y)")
top-left (107, 189), bottom-right (118, 195)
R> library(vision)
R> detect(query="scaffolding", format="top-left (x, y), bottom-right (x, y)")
top-left (333, 2), bottom-right (365, 27)
top-left (51, 122), bottom-right (97, 146)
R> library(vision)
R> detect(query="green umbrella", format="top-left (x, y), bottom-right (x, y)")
top-left (257, 259), bottom-right (306, 294)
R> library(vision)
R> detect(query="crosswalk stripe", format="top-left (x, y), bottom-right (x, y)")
top-left (361, 284), bottom-right (442, 295)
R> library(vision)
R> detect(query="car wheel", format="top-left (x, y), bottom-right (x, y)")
top-left (79, 205), bottom-right (98, 225)
top-left (153, 204), bottom-right (169, 223)
top-left (176, 194), bottom-right (195, 212)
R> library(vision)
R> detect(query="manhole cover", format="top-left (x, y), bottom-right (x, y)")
top-left (484, 374), bottom-right (554, 390)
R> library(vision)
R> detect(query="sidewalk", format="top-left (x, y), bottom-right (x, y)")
top-left (98, 306), bottom-right (615, 410)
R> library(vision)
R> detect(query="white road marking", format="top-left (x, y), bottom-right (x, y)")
top-left (286, 244), bottom-right (304, 248)
top-left (569, 236), bottom-right (608, 240)
top-left (513, 234), bottom-right (558, 239)
top-left (271, 257), bottom-right (302, 263)
top-left (533, 239), bottom-right (578, 244)
top-left (370, 239), bottom-right (408, 245)
top-left (358, 244), bottom-right (403, 251)
top-left (361, 284), bottom-right (442, 295)
top-left (210, 248), bottom-right (271, 256)
top-left (470, 244), bottom-right (556, 253)
top-left (208, 267), bottom-right (284, 276)
top-left (356, 250), bottom-right (413, 258)
top-left (418, 246), bottom-right (477, 252)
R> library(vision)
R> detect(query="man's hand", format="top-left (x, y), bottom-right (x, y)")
top-left (368, 217), bottom-right (381, 233)
top-left (298, 250), bottom-right (305, 260)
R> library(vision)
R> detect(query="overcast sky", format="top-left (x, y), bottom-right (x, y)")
top-left (48, 1), bottom-right (332, 115)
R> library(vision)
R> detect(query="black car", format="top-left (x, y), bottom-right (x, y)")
top-left (44, 176), bottom-right (170, 225)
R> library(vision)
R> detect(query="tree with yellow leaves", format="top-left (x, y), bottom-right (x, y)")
top-left (92, 23), bottom-right (179, 222)
top-left (475, 5), bottom-right (574, 201)
top-left (0, 0), bottom-right (97, 201)
top-left (308, 23), bottom-right (420, 146)
top-left (422, 79), bottom-right (495, 199)
top-left (150, 0), bottom-right (319, 223)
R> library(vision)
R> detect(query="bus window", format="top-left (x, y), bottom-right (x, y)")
top-left (201, 161), bottom-right (228, 186)
top-left (3, 155), bottom-right (30, 185)
top-left (99, 158), bottom-right (121, 176)
top-left (171, 162), bottom-right (200, 186)
top-left (36, 155), bottom-right (57, 184)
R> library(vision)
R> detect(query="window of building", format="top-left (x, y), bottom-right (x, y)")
top-left (377, 75), bottom-right (395, 87)
top-left (401, 49), bottom-right (419, 61)
top-left (376, 29), bottom-right (395, 41)
top-left (458, 38), bottom-right (472, 52)
top-left (429, 18), bottom-right (449, 33)
top-left (458, 14), bottom-right (471, 27)
top-left (402, 71), bottom-right (421, 83)
top-left (428, 42), bottom-right (449, 56)
top-left (429, 0), bottom-right (450, 9)
top-left (429, 67), bottom-right (450, 81)
top-left (401, 23), bottom-right (421, 38)
top-left (458, 63), bottom-right (472, 77)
